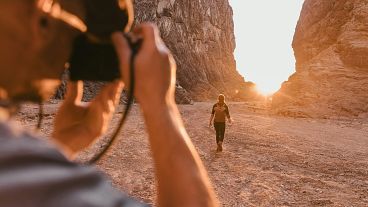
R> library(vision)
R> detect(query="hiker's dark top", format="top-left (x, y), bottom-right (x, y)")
top-left (211, 103), bottom-right (230, 123)
top-left (0, 122), bottom-right (147, 207)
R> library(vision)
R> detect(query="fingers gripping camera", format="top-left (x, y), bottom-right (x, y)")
top-left (68, 0), bottom-right (138, 82)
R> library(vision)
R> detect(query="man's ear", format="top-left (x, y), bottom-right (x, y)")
top-left (32, 0), bottom-right (85, 49)
top-left (29, 0), bottom-right (86, 77)
top-left (28, 2), bottom-right (61, 63)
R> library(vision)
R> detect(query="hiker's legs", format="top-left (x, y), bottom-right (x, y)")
top-left (219, 123), bottom-right (225, 143)
top-left (214, 122), bottom-right (221, 144)
top-left (219, 123), bottom-right (225, 152)
top-left (214, 122), bottom-right (225, 152)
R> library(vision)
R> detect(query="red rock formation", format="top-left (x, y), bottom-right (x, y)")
top-left (134, 0), bottom-right (251, 101)
top-left (273, 0), bottom-right (368, 118)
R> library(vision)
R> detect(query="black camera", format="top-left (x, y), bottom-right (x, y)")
top-left (69, 0), bottom-right (132, 81)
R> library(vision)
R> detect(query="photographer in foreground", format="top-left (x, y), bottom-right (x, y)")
top-left (0, 1), bottom-right (219, 206)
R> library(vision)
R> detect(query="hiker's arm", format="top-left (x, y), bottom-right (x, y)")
top-left (209, 114), bottom-right (214, 127)
top-left (225, 106), bottom-right (232, 123)
top-left (112, 23), bottom-right (219, 207)
top-left (209, 105), bottom-right (215, 126)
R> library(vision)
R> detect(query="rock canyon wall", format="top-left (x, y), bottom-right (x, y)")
top-left (273, 0), bottom-right (368, 118)
top-left (134, 0), bottom-right (250, 101)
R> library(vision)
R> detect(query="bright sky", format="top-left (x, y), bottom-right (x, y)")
top-left (229, 0), bottom-right (304, 95)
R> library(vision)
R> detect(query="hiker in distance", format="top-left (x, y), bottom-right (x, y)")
top-left (209, 94), bottom-right (232, 152)
top-left (0, 0), bottom-right (219, 206)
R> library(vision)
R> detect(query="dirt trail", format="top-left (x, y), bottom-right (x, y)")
top-left (15, 102), bottom-right (368, 206)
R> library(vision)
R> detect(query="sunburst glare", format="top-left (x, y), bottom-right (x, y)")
top-left (229, 0), bottom-right (304, 95)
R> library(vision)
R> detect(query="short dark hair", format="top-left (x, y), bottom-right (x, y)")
top-left (218, 94), bottom-right (225, 103)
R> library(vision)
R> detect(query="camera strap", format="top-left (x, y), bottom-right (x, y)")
top-left (86, 35), bottom-right (141, 165)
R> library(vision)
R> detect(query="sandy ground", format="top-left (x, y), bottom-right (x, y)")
top-left (14, 102), bottom-right (368, 207)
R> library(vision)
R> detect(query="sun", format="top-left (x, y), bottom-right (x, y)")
top-left (255, 83), bottom-right (280, 96)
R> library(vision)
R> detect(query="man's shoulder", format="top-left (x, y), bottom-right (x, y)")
top-left (0, 122), bottom-right (66, 161)
top-left (0, 122), bottom-right (147, 207)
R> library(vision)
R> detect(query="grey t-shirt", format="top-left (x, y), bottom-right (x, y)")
top-left (0, 122), bottom-right (148, 207)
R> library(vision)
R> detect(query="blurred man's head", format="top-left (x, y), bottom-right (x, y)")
top-left (0, 0), bottom-right (84, 103)
top-left (218, 94), bottom-right (225, 104)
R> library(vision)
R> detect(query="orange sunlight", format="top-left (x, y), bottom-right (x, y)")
top-left (255, 83), bottom-right (280, 96)
top-left (229, 0), bottom-right (304, 96)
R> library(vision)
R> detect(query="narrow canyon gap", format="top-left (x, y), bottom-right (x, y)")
top-left (229, 0), bottom-right (304, 96)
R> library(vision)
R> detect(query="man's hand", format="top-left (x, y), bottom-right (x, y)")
top-left (52, 81), bottom-right (123, 158)
top-left (111, 23), bottom-right (176, 112)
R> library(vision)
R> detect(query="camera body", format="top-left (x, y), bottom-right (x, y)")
top-left (69, 0), bottom-right (132, 81)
